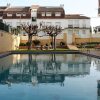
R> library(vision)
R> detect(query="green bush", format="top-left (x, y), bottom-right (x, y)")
top-left (60, 42), bottom-right (65, 46)
top-left (77, 42), bottom-right (99, 48)
top-left (33, 40), bottom-right (40, 46)
top-left (19, 43), bottom-right (26, 46)
top-left (26, 42), bottom-right (31, 46)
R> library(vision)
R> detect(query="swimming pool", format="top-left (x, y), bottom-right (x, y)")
top-left (0, 54), bottom-right (100, 100)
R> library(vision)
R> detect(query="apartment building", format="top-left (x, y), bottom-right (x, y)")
top-left (0, 5), bottom-right (91, 45)
top-left (35, 6), bottom-right (90, 44)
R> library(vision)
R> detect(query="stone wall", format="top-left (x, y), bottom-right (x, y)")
top-left (0, 31), bottom-right (20, 52)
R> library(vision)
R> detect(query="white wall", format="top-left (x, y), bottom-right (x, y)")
top-left (37, 19), bottom-right (68, 29)
top-left (3, 19), bottom-right (31, 27)
top-left (31, 8), bottom-right (37, 17)
top-left (0, 31), bottom-right (20, 52)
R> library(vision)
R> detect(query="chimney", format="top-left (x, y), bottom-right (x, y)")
top-left (7, 3), bottom-right (10, 8)
top-left (60, 4), bottom-right (64, 8)
top-left (98, 0), bottom-right (100, 16)
top-left (99, 0), bottom-right (100, 8)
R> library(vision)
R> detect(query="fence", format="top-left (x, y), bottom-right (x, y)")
top-left (75, 38), bottom-right (100, 44)
top-left (0, 22), bottom-right (9, 32)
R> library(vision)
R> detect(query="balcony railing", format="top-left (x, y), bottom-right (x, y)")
top-left (68, 25), bottom-right (73, 28)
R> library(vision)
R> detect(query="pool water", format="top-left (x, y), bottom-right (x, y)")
top-left (0, 54), bottom-right (100, 100)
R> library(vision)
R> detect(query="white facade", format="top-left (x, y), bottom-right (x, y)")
top-left (3, 19), bottom-right (31, 27)
top-left (36, 18), bottom-right (91, 44)
top-left (37, 19), bottom-right (90, 29)
top-left (2, 5), bottom-right (91, 45)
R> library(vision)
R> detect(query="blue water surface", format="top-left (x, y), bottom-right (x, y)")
top-left (0, 54), bottom-right (100, 100)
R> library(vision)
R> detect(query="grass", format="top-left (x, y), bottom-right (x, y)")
top-left (12, 48), bottom-right (80, 53)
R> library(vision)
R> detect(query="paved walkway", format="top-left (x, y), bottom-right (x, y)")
top-left (67, 45), bottom-right (79, 50)
top-left (81, 50), bottom-right (100, 59)
top-left (0, 51), bottom-right (11, 58)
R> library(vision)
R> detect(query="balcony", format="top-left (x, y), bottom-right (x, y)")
top-left (73, 26), bottom-right (79, 28)
top-left (32, 17), bottom-right (36, 22)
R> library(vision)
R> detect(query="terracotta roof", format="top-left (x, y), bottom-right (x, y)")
top-left (65, 14), bottom-right (90, 19)
top-left (37, 6), bottom-right (64, 12)
top-left (0, 7), bottom-right (7, 9)
top-left (5, 7), bottom-right (30, 12)
top-left (0, 6), bottom-right (7, 11)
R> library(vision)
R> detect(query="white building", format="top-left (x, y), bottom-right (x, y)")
top-left (0, 5), bottom-right (91, 44)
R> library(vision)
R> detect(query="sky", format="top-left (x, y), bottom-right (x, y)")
top-left (0, 0), bottom-right (100, 27)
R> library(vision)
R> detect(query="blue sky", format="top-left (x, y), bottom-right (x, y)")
top-left (0, 0), bottom-right (100, 27)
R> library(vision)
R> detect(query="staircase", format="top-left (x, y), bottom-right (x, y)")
top-left (67, 45), bottom-right (79, 50)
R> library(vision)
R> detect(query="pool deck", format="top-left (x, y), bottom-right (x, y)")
top-left (0, 51), bottom-right (12, 58)
top-left (81, 50), bottom-right (100, 59)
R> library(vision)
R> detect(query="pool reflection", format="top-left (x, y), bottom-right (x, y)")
top-left (0, 54), bottom-right (91, 86)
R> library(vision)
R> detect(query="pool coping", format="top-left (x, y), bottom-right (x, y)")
top-left (0, 50), bottom-right (100, 59)
top-left (11, 50), bottom-right (79, 54)
top-left (80, 52), bottom-right (100, 59)
top-left (0, 51), bottom-right (12, 58)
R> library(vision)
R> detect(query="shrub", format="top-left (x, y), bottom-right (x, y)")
top-left (60, 42), bottom-right (65, 46)
top-left (26, 42), bottom-right (31, 46)
top-left (33, 40), bottom-right (40, 46)
top-left (19, 43), bottom-right (26, 46)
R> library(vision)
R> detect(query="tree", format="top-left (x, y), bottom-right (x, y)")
top-left (10, 27), bottom-right (20, 35)
top-left (22, 24), bottom-right (38, 50)
top-left (42, 25), bottom-right (62, 50)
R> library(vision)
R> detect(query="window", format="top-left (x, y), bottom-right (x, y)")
top-left (55, 12), bottom-right (61, 16)
top-left (41, 22), bottom-right (45, 26)
top-left (46, 22), bottom-right (51, 26)
top-left (82, 20), bottom-right (86, 28)
top-left (98, 28), bottom-right (100, 32)
top-left (7, 13), bottom-right (12, 17)
top-left (55, 22), bottom-right (61, 26)
top-left (74, 30), bottom-right (79, 34)
top-left (41, 12), bottom-right (45, 16)
top-left (82, 30), bottom-right (86, 34)
top-left (6, 22), bottom-right (12, 26)
top-left (22, 22), bottom-right (26, 25)
top-left (16, 13), bottom-right (21, 17)
top-left (68, 20), bottom-right (73, 28)
top-left (32, 17), bottom-right (36, 21)
top-left (46, 12), bottom-right (52, 16)
top-left (23, 13), bottom-right (26, 16)
top-left (68, 30), bottom-right (73, 34)
top-left (74, 20), bottom-right (79, 28)
top-left (17, 22), bottom-right (21, 26)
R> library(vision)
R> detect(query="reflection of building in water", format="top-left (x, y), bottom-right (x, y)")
top-left (97, 80), bottom-right (100, 100)
top-left (0, 55), bottom-right (14, 74)
top-left (94, 59), bottom-right (100, 71)
top-left (18, 54), bottom-right (91, 63)
top-left (89, 58), bottom-right (100, 72)
top-left (0, 54), bottom-right (91, 86)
